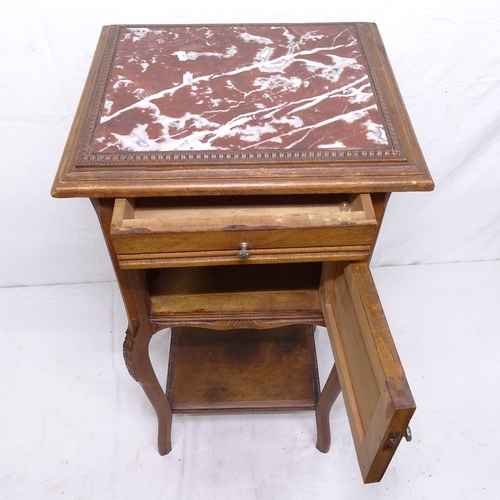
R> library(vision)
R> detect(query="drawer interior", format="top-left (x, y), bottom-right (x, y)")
top-left (112, 193), bottom-right (376, 233)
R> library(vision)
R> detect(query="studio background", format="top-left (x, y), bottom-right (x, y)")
top-left (1, 1), bottom-right (499, 499)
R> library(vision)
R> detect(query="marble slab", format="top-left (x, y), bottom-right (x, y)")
top-left (92, 25), bottom-right (389, 153)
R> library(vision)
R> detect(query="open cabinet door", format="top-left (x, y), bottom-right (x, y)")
top-left (320, 262), bottom-right (415, 483)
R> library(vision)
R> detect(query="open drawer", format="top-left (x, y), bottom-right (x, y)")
top-left (110, 194), bottom-right (377, 269)
top-left (320, 261), bottom-right (415, 483)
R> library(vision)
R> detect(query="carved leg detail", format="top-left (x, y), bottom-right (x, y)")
top-left (123, 332), bottom-right (139, 381)
top-left (91, 199), bottom-right (172, 454)
top-left (124, 326), bottom-right (172, 455)
top-left (315, 363), bottom-right (341, 453)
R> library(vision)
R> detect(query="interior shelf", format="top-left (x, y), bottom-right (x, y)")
top-left (147, 262), bottom-right (324, 324)
top-left (166, 325), bottom-right (320, 413)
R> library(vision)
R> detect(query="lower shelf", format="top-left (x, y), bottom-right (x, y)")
top-left (166, 325), bottom-right (320, 413)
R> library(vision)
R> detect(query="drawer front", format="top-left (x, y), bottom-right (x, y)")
top-left (110, 194), bottom-right (377, 268)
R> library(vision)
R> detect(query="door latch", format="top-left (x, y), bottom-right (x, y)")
top-left (383, 427), bottom-right (412, 449)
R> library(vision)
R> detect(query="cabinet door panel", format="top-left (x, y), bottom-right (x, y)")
top-left (320, 262), bottom-right (415, 483)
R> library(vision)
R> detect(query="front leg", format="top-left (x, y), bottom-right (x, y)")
top-left (124, 325), bottom-right (172, 455)
top-left (91, 198), bottom-right (172, 455)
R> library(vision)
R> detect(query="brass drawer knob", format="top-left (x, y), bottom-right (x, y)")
top-left (237, 242), bottom-right (251, 259)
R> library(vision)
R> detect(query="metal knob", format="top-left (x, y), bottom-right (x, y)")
top-left (237, 242), bottom-right (250, 260)
top-left (404, 426), bottom-right (412, 442)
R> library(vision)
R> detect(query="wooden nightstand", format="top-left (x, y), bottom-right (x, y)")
top-left (52, 23), bottom-right (433, 483)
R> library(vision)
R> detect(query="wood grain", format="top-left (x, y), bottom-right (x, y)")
top-left (166, 325), bottom-right (319, 412)
top-left (110, 194), bottom-right (377, 267)
top-left (320, 261), bottom-right (415, 483)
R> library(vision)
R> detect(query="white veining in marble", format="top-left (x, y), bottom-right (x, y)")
top-left (93, 25), bottom-right (389, 153)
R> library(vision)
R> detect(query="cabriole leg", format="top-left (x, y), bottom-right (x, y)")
top-left (315, 363), bottom-right (341, 453)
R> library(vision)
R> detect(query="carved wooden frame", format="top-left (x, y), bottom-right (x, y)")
top-left (52, 23), bottom-right (433, 198)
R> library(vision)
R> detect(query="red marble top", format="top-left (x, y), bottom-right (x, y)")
top-left (92, 24), bottom-right (389, 153)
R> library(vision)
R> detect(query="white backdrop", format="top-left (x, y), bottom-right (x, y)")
top-left (1, 0), bottom-right (499, 286)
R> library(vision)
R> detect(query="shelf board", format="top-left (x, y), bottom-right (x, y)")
top-left (148, 263), bottom-right (323, 323)
top-left (166, 325), bottom-right (320, 413)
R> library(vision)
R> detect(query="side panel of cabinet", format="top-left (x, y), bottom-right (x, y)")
top-left (320, 261), bottom-right (415, 483)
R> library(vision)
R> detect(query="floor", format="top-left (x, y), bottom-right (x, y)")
top-left (1, 260), bottom-right (499, 499)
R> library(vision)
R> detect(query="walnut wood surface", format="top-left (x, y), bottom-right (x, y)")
top-left (166, 325), bottom-right (319, 412)
top-left (147, 263), bottom-right (324, 329)
top-left (315, 364), bottom-right (341, 453)
top-left (91, 198), bottom-right (173, 455)
top-left (110, 194), bottom-right (377, 268)
top-left (320, 262), bottom-right (416, 483)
